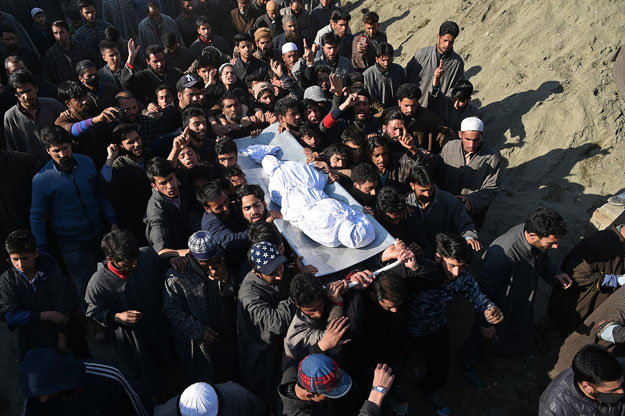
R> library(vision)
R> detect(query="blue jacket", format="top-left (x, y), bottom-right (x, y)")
top-left (30, 154), bottom-right (116, 249)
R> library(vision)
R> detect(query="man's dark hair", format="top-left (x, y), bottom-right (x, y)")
top-left (101, 229), bottom-right (140, 263)
top-left (236, 184), bottom-right (265, 206)
top-left (182, 105), bottom-right (206, 127)
top-left (0, 25), bottom-right (16, 36)
top-left (197, 181), bottom-right (225, 206)
top-left (244, 72), bottom-right (264, 89)
top-left (57, 80), bottom-right (87, 102)
top-left (345, 71), bottom-right (364, 88)
top-left (146, 157), bottom-right (174, 183)
top-left (215, 137), bottom-right (238, 156)
top-left (218, 91), bottom-right (239, 108)
top-left (40, 125), bottom-right (72, 149)
top-left (155, 83), bottom-right (174, 97)
top-left (187, 161), bottom-right (220, 185)
top-left (325, 143), bottom-right (349, 160)
top-left (397, 82), bottom-right (422, 101)
top-left (382, 109), bottom-right (404, 127)
top-left (375, 42), bottom-right (393, 58)
top-left (75, 60), bottom-right (96, 77)
top-left (351, 163), bottom-right (379, 185)
top-left (451, 80), bottom-right (473, 101)
top-left (314, 64), bottom-right (331, 77)
top-left (302, 99), bottom-right (318, 112)
top-left (299, 122), bottom-right (321, 140)
top-left (407, 164), bottom-right (435, 187)
top-left (51, 20), bottom-right (70, 31)
top-left (524, 207), bottom-right (567, 238)
top-left (77, 0), bottom-right (95, 9)
top-left (8, 69), bottom-right (38, 90)
top-left (330, 10), bottom-right (350, 22)
top-left (99, 39), bottom-right (118, 55)
top-left (290, 273), bottom-right (324, 307)
top-left (572, 344), bottom-right (624, 385)
top-left (320, 32), bottom-right (340, 47)
top-left (249, 222), bottom-right (282, 246)
top-left (115, 91), bottom-right (136, 107)
top-left (275, 97), bottom-right (298, 117)
top-left (371, 271), bottom-right (405, 305)
top-left (355, 88), bottom-right (371, 101)
top-left (362, 10), bottom-right (379, 24)
top-left (435, 232), bottom-right (472, 264)
top-left (233, 32), bottom-right (253, 45)
top-left (196, 48), bottom-right (220, 69)
top-left (5, 229), bottom-right (37, 254)
top-left (439, 21), bottom-right (460, 37)
top-left (104, 26), bottom-right (121, 43)
top-left (341, 126), bottom-right (366, 146)
top-left (222, 165), bottom-right (244, 179)
top-left (366, 136), bottom-right (390, 161)
top-left (145, 45), bottom-right (164, 59)
top-left (113, 123), bottom-right (140, 143)
top-left (196, 16), bottom-right (211, 29)
top-left (376, 186), bottom-right (405, 215)
top-left (162, 32), bottom-right (178, 48)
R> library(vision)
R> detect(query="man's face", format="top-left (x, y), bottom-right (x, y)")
top-left (197, 66), bottom-right (213, 83)
top-left (398, 97), bottom-right (418, 116)
top-left (266, 6), bottom-right (278, 19)
top-left (527, 233), bottom-right (560, 252)
top-left (238, 0), bottom-right (250, 14)
top-left (198, 23), bottom-right (211, 39)
top-left (148, 6), bottom-right (161, 22)
top-left (118, 97), bottom-right (139, 122)
top-left (220, 66), bottom-right (236, 85)
top-left (290, 0), bottom-right (302, 12)
top-left (120, 131), bottom-right (143, 158)
top-left (205, 193), bottom-right (231, 218)
top-left (329, 153), bottom-right (346, 169)
top-left (238, 40), bottom-right (254, 61)
top-left (221, 98), bottom-right (242, 122)
top-left (152, 172), bottom-right (179, 198)
top-left (352, 95), bottom-right (370, 120)
top-left (316, 71), bottom-right (330, 91)
top-left (195, 256), bottom-right (224, 278)
top-left (344, 141), bottom-right (363, 163)
top-left (182, 0), bottom-right (193, 14)
top-left (378, 298), bottom-right (401, 313)
top-left (382, 210), bottom-right (404, 225)
top-left (79, 66), bottom-right (98, 89)
top-left (1, 31), bottom-right (18, 53)
top-left (454, 97), bottom-right (470, 111)
top-left (187, 116), bottom-right (207, 142)
top-left (438, 255), bottom-right (465, 280)
top-left (411, 183), bottom-right (435, 205)
top-left (354, 180), bottom-right (377, 196)
top-left (10, 251), bottom-right (39, 276)
top-left (280, 106), bottom-right (301, 130)
top-left (15, 83), bottom-right (38, 108)
top-left (304, 105), bottom-right (320, 123)
top-left (34, 13), bottom-right (46, 26)
top-left (460, 130), bottom-right (482, 154)
top-left (227, 175), bottom-right (247, 192)
top-left (371, 146), bottom-right (388, 172)
top-left (178, 86), bottom-right (202, 108)
top-left (301, 134), bottom-right (321, 150)
top-left (257, 263), bottom-right (284, 284)
top-left (300, 298), bottom-right (325, 320)
top-left (583, 377), bottom-right (625, 402)
top-left (81, 5), bottom-right (97, 24)
top-left (102, 47), bottom-right (121, 69)
top-left (111, 257), bottom-right (138, 272)
top-left (178, 146), bottom-right (199, 169)
top-left (258, 90), bottom-right (275, 107)
top-left (320, 0), bottom-right (331, 7)
top-left (282, 50), bottom-right (299, 68)
top-left (217, 152), bottom-right (238, 169)
top-left (257, 37), bottom-right (272, 54)
top-left (68, 95), bottom-right (94, 119)
top-left (241, 194), bottom-right (266, 224)
top-left (376, 54), bottom-right (392, 72)
top-left (46, 142), bottom-right (73, 170)
top-left (363, 22), bottom-right (378, 38)
top-left (157, 88), bottom-right (173, 108)
top-left (322, 43), bottom-right (338, 62)
top-left (332, 19), bottom-right (349, 38)
top-left (147, 52), bottom-right (166, 74)
top-left (283, 21), bottom-right (297, 37)
top-left (383, 119), bottom-right (404, 140)
top-left (437, 33), bottom-right (455, 55)
top-left (6, 59), bottom-right (25, 75)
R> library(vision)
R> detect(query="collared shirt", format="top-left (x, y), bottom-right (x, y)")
top-left (43, 40), bottom-right (94, 85)
top-left (15, 269), bottom-right (47, 293)
top-left (16, 100), bottom-right (40, 122)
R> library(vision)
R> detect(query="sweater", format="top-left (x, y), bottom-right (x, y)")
top-left (30, 154), bottom-right (116, 250)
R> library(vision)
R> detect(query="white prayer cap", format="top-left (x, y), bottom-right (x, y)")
top-left (178, 383), bottom-right (218, 416)
top-left (460, 117), bottom-right (484, 132)
top-left (281, 42), bottom-right (298, 54)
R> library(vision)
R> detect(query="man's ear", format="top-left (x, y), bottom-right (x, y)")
top-left (150, 182), bottom-right (157, 191)
top-left (458, 131), bottom-right (462, 139)
top-left (434, 253), bottom-right (441, 263)
top-left (34, 248), bottom-right (40, 259)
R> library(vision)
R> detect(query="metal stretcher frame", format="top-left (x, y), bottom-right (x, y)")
top-left (234, 123), bottom-right (395, 276)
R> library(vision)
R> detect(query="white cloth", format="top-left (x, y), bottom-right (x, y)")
top-left (260, 154), bottom-right (375, 248)
top-left (178, 382), bottom-right (218, 416)
top-left (241, 144), bottom-right (281, 163)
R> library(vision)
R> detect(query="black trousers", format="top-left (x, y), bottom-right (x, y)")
top-left (409, 326), bottom-right (450, 393)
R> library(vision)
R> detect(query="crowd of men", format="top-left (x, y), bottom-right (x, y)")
top-left (0, 0), bottom-right (624, 415)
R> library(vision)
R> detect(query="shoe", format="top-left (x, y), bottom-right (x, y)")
top-left (608, 193), bottom-right (625, 206)
top-left (427, 392), bottom-right (451, 415)
top-left (463, 369), bottom-right (487, 390)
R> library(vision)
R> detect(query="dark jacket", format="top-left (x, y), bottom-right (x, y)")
top-left (121, 64), bottom-right (183, 105)
top-left (200, 210), bottom-right (250, 257)
top-left (538, 358), bottom-right (625, 416)
top-left (144, 188), bottom-right (195, 253)
top-left (233, 56), bottom-right (269, 82)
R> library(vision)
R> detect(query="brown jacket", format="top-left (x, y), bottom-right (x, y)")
top-left (351, 31), bottom-right (387, 71)
top-left (231, 9), bottom-right (257, 35)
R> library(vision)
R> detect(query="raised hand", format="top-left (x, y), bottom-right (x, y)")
top-left (318, 316), bottom-right (351, 351)
top-left (270, 59), bottom-right (284, 78)
top-left (433, 58), bottom-right (444, 86)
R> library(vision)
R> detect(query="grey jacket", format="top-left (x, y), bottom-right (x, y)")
top-left (436, 138), bottom-right (502, 214)
top-left (363, 63), bottom-right (405, 108)
top-left (538, 359), bottom-right (625, 415)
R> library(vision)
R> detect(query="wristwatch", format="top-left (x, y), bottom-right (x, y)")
top-left (238, 123), bottom-right (243, 129)
top-left (371, 386), bottom-right (386, 394)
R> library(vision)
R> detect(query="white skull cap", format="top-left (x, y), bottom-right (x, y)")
top-left (460, 117), bottom-right (484, 132)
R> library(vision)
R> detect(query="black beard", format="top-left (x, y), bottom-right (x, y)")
top-left (76, 103), bottom-right (95, 119)
top-left (188, 128), bottom-right (206, 143)
top-left (55, 156), bottom-right (74, 172)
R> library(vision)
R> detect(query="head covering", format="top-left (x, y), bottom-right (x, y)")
top-left (303, 86), bottom-right (328, 103)
top-left (254, 27), bottom-right (272, 42)
top-left (176, 74), bottom-right (200, 91)
top-left (282, 14), bottom-right (297, 24)
top-left (460, 116), bottom-right (484, 132)
top-left (218, 62), bottom-right (234, 75)
top-left (298, 354), bottom-right (352, 399)
top-left (31, 7), bottom-right (44, 18)
top-left (248, 241), bottom-right (286, 274)
top-left (281, 42), bottom-right (298, 54)
top-left (252, 81), bottom-right (273, 100)
top-left (188, 231), bottom-right (218, 261)
top-left (178, 382), bottom-right (219, 416)
top-left (266, 0), bottom-right (278, 11)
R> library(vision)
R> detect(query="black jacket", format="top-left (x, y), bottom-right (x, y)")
top-left (121, 64), bottom-right (182, 105)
